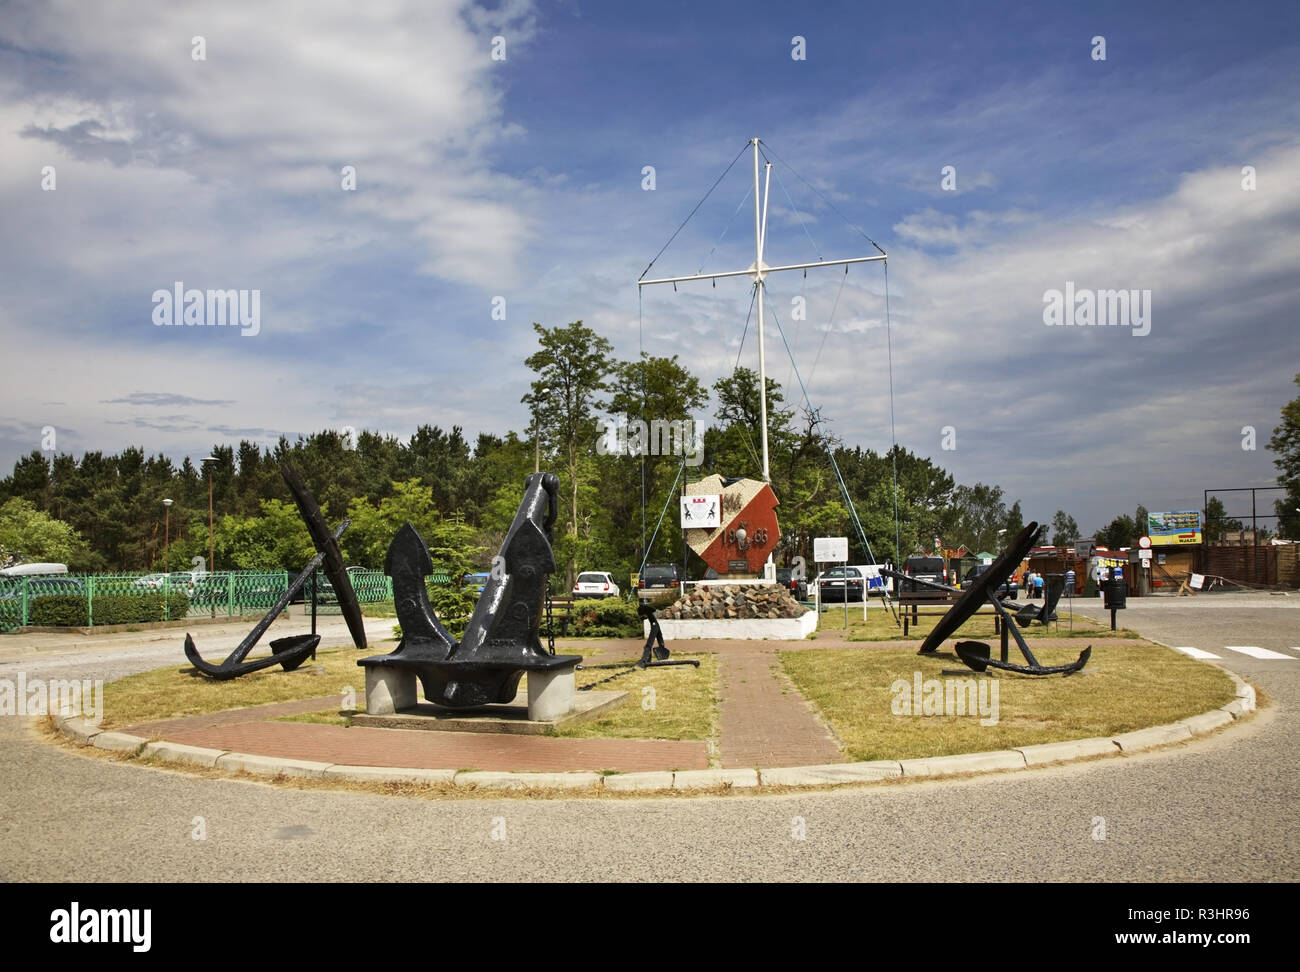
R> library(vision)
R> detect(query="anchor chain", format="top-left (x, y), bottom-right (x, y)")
top-left (544, 575), bottom-right (556, 655)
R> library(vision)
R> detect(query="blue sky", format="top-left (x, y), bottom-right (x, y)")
top-left (1, 0), bottom-right (1298, 535)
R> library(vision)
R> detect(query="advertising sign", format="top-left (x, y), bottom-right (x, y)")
top-left (1147, 510), bottom-right (1202, 546)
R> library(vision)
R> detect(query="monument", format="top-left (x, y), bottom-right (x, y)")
top-left (359, 472), bottom-right (585, 722)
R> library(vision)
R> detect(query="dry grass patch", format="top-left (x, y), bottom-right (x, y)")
top-left (557, 653), bottom-right (717, 741)
top-left (101, 643), bottom-right (386, 728)
top-left (779, 641), bottom-right (1235, 762)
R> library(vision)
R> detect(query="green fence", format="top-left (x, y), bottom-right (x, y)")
top-left (0, 569), bottom-right (397, 632)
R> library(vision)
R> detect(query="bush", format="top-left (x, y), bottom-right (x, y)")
top-left (28, 591), bottom-right (190, 627)
top-left (565, 598), bottom-right (641, 638)
top-left (29, 595), bottom-right (88, 627)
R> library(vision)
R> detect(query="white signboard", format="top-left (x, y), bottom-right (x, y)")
top-left (814, 537), bottom-right (849, 563)
top-left (1138, 549), bottom-right (1153, 561)
top-left (680, 494), bottom-right (720, 529)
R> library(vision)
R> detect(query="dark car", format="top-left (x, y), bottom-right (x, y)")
top-left (960, 563), bottom-right (1019, 598)
top-left (776, 567), bottom-right (808, 601)
top-left (637, 563), bottom-right (682, 602)
top-left (818, 565), bottom-right (865, 602)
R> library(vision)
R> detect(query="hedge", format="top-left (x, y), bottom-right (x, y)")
top-left (28, 592), bottom-right (191, 627)
top-left (566, 597), bottom-right (641, 637)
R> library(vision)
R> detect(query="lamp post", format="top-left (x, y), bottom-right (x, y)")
top-left (162, 498), bottom-right (173, 570)
top-left (533, 386), bottom-right (549, 474)
top-left (201, 456), bottom-right (217, 617)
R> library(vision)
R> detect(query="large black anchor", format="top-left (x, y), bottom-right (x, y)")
top-left (359, 472), bottom-right (582, 708)
top-left (183, 461), bottom-right (366, 680)
top-left (884, 522), bottom-right (1090, 677)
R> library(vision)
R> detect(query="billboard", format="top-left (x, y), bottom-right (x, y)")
top-left (1147, 510), bottom-right (1202, 546)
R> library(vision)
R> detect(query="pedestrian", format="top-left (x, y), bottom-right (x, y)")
top-left (1034, 571), bottom-right (1044, 599)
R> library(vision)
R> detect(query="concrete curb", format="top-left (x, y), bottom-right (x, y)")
top-left (53, 670), bottom-right (1256, 794)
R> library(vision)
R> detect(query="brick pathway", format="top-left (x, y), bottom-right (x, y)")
top-left (714, 644), bottom-right (843, 768)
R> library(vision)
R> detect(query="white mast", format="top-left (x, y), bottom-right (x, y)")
top-left (637, 137), bottom-right (887, 572)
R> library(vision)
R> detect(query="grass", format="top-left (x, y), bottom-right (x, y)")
top-left (101, 643), bottom-right (378, 728)
top-left (815, 603), bottom-right (1140, 641)
top-left (779, 641), bottom-right (1236, 762)
top-left (101, 635), bottom-right (716, 745)
top-left (557, 652), bottom-right (717, 741)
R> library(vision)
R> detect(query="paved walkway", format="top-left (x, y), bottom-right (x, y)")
top-left (716, 644), bottom-right (843, 767)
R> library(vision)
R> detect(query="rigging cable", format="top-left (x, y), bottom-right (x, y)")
top-left (638, 140), bottom-right (751, 282)
top-left (761, 287), bottom-right (900, 622)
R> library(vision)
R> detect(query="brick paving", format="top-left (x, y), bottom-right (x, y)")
top-left (125, 696), bottom-right (340, 736)
top-left (161, 721), bottom-right (708, 773)
top-left (714, 644), bottom-right (843, 768)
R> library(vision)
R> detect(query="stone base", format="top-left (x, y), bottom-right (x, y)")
top-left (651, 610), bottom-right (817, 641)
top-left (364, 666), bottom-right (418, 715)
top-left (353, 687), bottom-right (627, 735)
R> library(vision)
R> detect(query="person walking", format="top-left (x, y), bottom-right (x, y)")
top-left (1034, 571), bottom-right (1044, 599)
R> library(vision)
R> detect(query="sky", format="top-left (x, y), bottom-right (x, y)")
top-left (1, 0), bottom-right (1298, 535)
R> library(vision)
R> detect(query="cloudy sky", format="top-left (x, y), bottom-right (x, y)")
top-left (1, 0), bottom-right (1297, 534)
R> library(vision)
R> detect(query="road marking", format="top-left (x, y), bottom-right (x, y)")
top-left (1223, 645), bottom-right (1295, 660)
top-left (1172, 646), bottom-right (1220, 660)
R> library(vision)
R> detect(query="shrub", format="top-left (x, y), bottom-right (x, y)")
top-left (566, 598), bottom-right (641, 637)
top-left (29, 591), bottom-right (190, 627)
top-left (29, 595), bottom-right (89, 627)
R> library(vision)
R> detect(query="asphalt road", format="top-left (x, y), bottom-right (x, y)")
top-left (1, 595), bottom-right (1296, 882)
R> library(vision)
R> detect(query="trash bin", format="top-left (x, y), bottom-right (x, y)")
top-left (1102, 578), bottom-right (1127, 611)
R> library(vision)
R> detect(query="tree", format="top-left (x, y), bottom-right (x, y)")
top-left (1203, 496), bottom-right (1243, 543)
top-left (948, 483), bottom-right (1008, 554)
top-left (0, 498), bottom-right (91, 568)
top-left (1004, 500), bottom-right (1025, 539)
top-left (1096, 514), bottom-right (1138, 549)
top-left (607, 353), bottom-right (710, 570)
top-left (524, 321), bottom-right (614, 584)
top-left (1051, 510), bottom-right (1079, 547)
top-left (1268, 372), bottom-right (1300, 540)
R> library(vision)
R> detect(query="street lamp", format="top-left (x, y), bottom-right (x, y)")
top-left (200, 457), bottom-right (218, 618)
top-left (162, 498), bottom-right (173, 570)
top-left (533, 386), bottom-right (549, 474)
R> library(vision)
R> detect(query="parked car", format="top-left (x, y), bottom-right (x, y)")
top-left (573, 571), bottom-right (620, 599)
top-left (902, 555), bottom-right (948, 594)
top-left (960, 563), bottom-right (1019, 598)
top-left (775, 567), bottom-right (808, 601)
top-left (637, 563), bottom-right (682, 601)
top-left (462, 572), bottom-right (491, 597)
top-left (818, 565), bottom-right (866, 602)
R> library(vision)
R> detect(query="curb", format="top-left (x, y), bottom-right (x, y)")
top-left (53, 675), bottom-right (1257, 795)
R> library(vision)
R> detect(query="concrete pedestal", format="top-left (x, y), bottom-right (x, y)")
top-left (527, 665), bottom-right (576, 722)
top-left (364, 666), bottom-right (417, 715)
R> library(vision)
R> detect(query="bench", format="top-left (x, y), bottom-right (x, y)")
top-left (544, 596), bottom-right (576, 638)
